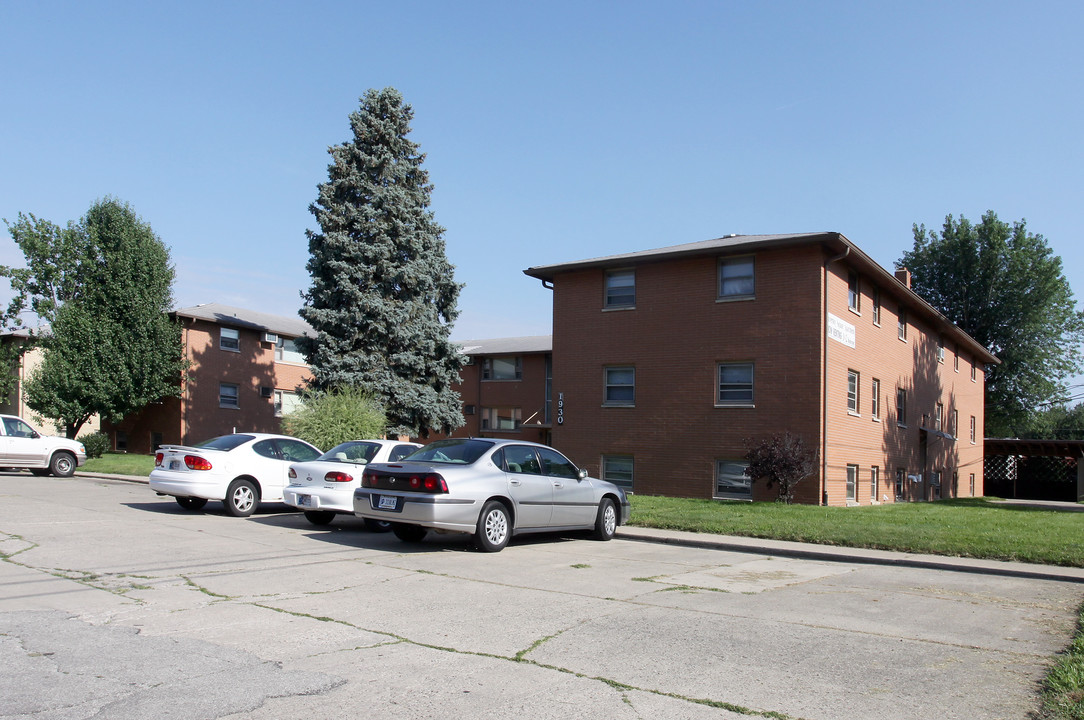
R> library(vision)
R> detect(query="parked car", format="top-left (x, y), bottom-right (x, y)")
top-left (283, 439), bottom-right (421, 529)
top-left (0, 414), bottom-right (87, 477)
top-left (150, 433), bottom-right (321, 517)
top-left (353, 437), bottom-right (631, 552)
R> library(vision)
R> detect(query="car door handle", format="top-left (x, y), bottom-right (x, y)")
top-left (509, 479), bottom-right (522, 486)
top-left (553, 482), bottom-right (564, 488)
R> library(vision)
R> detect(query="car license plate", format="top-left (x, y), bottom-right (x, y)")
top-left (378, 495), bottom-right (397, 510)
top-left (169, 460), bottom-right (180, 470)
top-left (297, 495), bottom-right (311, 507)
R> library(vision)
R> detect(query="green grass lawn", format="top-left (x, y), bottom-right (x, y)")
top-left (81, 453), bottom-right (156, 476)
top-left (628, 495), bottom-right (1084, 567)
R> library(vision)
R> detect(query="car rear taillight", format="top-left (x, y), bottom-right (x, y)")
top-left (155, 453), bottom-right (163, 467)
top-left (325, 471), bottom-right (353, 483)
top-left (361, 468), bottom-right (377, 488)
top-left (184, 455), bottom-right (212, 471)
top-left (409, 473), bottom-right (448, 493)
top-left (288, 467), bottom-right (297, 479)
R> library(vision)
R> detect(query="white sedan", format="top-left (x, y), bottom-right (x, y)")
top-left (284, 439), bottom-right (420, 529)
top-left (150, 433), bottom-right (321, 516)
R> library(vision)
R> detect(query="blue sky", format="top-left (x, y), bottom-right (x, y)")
top-left (2, 1), bottom-right (1081, 344)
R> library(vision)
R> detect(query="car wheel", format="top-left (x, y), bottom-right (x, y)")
top-left (224, 479), bottom-right (258, 517)
top-left (363, 518), bottom-right (393, 533)
top-left (304, 510), bottom-right (335, 526)
top-left (392, 523), bottom-right (428, 543)
top-left (592, 498), bottom-right (617, 541)
top-left (474, 500), bottom-right (511, 552)
top-left (176, 496), bottom-right (208, 511)
top-left (49, 452), bottom-right (76, 478)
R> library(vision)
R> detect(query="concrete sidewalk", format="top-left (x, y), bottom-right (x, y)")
top-left (79, 469), bottom-right (1084, 584)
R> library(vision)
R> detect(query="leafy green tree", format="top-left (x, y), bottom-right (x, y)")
top-left (281, 386), bottom-right (386, 450)
top-left (299, 87), bottom-right (464, 437)
top-left (902, 212), bottom-right (1084, 437)
top-left (1, 199), bottom-right (185, 437)
top-left (744, 432), bottom-right (818, 504)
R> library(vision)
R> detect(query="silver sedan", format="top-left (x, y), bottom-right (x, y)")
top-left (353, 437), bottom-right (631, 552)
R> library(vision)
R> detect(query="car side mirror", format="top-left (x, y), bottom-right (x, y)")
top-left (578, 468), bottom-right (588, 481)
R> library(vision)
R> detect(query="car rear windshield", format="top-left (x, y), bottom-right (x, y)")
top-left (196, 434), bottom-right (255, 451)
top-left (401, 438), bottom-right (492, 465)
top-left (319, 442), bottom-right (380, 463)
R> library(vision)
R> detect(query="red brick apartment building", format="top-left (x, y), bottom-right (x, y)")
top-left (432, 336), bottom-right (552, 444)
top-left (104, 303), bottom-right (312, 454)
top-left (524, 233), bottom-right (999, 505)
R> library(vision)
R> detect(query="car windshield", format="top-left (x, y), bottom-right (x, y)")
top-left (401, 438), bottom-right (492, 465)
top-left (318, 442), bottom-right (380, 463)
top-left (196, 434), bottom-right (256, 452)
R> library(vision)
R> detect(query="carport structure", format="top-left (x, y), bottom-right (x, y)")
top-left (984, 438), bottom-right (1084, 501)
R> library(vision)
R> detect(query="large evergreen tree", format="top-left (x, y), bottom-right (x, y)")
top-left (2, 199), bottom-right (185, 437)
top-left (298, 88), bottom-right (464, 437)
top-left (901, 212), bottom-right (1084, 437)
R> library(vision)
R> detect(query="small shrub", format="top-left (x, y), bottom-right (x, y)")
top-left (281, 386), bottom-right (387, 450)
top-left (78, 431), bottom-right (110, 459)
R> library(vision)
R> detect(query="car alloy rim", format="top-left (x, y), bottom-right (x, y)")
top-left (485, 509), bottom-right (507, 544)
top-left (604, 504), bottom-right (617, 535)
top-left (234, 487), bottom-right (254, 512)
top-left (56, 457), bottom-right (73, 473)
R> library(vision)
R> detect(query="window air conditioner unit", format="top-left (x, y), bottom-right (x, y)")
top-left (260, 386), bottom-right (273, 398)
top-left (262, 332), bottom-right (279, 343)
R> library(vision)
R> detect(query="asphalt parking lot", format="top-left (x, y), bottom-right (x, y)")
top-left (1, 472), bottom-right (1081, 720)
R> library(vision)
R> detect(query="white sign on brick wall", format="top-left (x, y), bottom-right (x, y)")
top-left (827, 313), bottom-right (856, 349)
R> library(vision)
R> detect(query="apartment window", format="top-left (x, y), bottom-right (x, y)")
top-left (847, 272), bottom-right (860, 312)
top-left (953, 345), bottom-right (960, 372)
top-left (952, 409), bottom-right (959, 437)
top-left (871, 378), bottom-right (881, 419)
top-left (274, 390), bottom-right (301, 417)
top-left (602, 455), bottom-right (634, 490)
top-left (718, 256), bottom-right (755, 299)
top-left (897, 307), bottom-right (907, 341)
top-left (846, 464), bottom-right (858, 502)
top-left (896, 388), bottom-right (907, 425)
top-left (275, 337), bottom-right (305, 364)
top-left (481, 407), bottom-right (521, 431)
top-left (604, 367), bottom-right (635, 406)
top-left (605, 269), bottom-right (635, 308)
top-left (483, 356), bottom-right (522, 381)
top-left (717, 363), bottom-right (754, 406)
top-left (935, 402), bottom-right (944, 431)
top-left (871, 466), bottom-right (880, 502)
top-left (969, 473), bottom-right (975, 496)
top-left (895, 467), bottom-right (906, 500)
top-left (219, 382), bottom-right (239, 409)
top-left (970, 415), bottom-right (976, 443)
top-left (847, 370), bottom-right (860, 414)
top-left (971, 361), bottom-right (977, 382)
top-left (936, 337), bottom-right (945, 363)
top-left (715, 459), bottom-right (751, 499)
top-left (872, 287), bottom-right (881, 325)
top-left (220, 327), bottom-right (240, 352)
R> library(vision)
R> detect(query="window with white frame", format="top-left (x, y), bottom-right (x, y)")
top-left (717, 256), bottom-right (755, 299)
top-left (605, 269), bottom-right (635, 308)
top-left (952, 409), bottom-right (959, 437)
top-left (219, 382), bottom-right (239, 409)
top-left (715, 459), bottom-right (751, 499)
top-left (897, 307), bottom-right (907, 341)
top-left (871, 466), bottom-right (879, 501)
top-left (896, 388), bottom-right (907, 425)
top-left (872, 287), bottom-right (881, 325)
top-left (602, 455), bottom-right (634, 490)
top-left (847, 272), bottom-right (860, 312)
top-left (895, 467), bottom-right (906, 500)
top-left (483, 356), bottom-right (522, 381)
top-left (847, 370), bottom-right (860, 413)
top-left (969, 473), bottom-right (975, 496)
top-left (970, 415), bottom-right (976, 443)
top-left (275, 337), bottom-right (305, 364)
top-left (871, 378), bottom-right (881, 419)
top-left (274, 390), bottom-right (302, 417)
top-left (935, 402), bottom-right (944, 431)
top-left (481, 407), bottom-right (521, 431)
top-left (936, 337), bottom-right (945, 363)
top-left (953, 345), bottom-right (960, 372)
top-left (220, 327), bottom-right (240, 351)
top-left (846, 464), bottom-right (858, 502)
top-left (604, 367), bottom-right (635, 406)
top-left (971, 361), bottom-right (977, 382)
top-left (717, 363), bottom-right (754, 406)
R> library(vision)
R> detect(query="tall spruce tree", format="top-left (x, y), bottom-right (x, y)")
top-left (298, 88), bottom-right (464, 437)
top-left (2, 199), bottom-right (185, 437)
